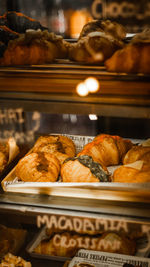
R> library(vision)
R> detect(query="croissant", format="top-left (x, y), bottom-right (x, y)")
top-left (113, 162), bottom-right (150, 183)
top-left (123, 145), bottom-right (150, 165)
top-left (0, 29), bottom-right (68, 66)
top-left (34, 231), bottom-right (136, 258)
top-left (61, 155), bottom-right (110, 182)
top-left (32, 135), bottom-right (76, 165)
top-left (79, 19), bottom-right (126, 40)
top-left (0, 142), bottom-right (9, 173)
top-left (78, 134), bottom-right (132, 167)
top-left (15, 151), bottom-right (60, 182)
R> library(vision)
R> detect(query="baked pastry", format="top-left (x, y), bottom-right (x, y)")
top-left (0, 11), bottom-right (48, 33)
top-left (105, 28), bottom-right (150, 74)
top-left (32, 135), bottom-right (76, 165)
top-left (78, 134), bottom-right (132, 167)
top-left (0, 253), bottom-right (31, 267)
top-left (123, 145), bottom-right (150, 165)
top-left (79, 19), bottom-right (126, 40)
top-left (61, 155), bottom-right (110, 182)
top-left (113, 161), bottom-right (150, 183)
top-left (0, 29), bottom-right (68, 66)
top-left (15, 151), bottom-right (60, 182)
top-left (0, 138), bottom-right (19, 174)
top-left (68, 31), bottom-right (124, 64)
top-left (68, 19), bottom-right (126, 64)
top-left (34, 231), bottom-right (136, 257)
top-left (0, 142), bottom-right (9, 173)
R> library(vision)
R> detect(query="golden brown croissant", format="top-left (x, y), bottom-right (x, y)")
top-left (34, 231), bottom-right (136, 258)
top-left (61, 155), bottom-right (110, 182)
top-left (68, 32), bottom-right (124, 64)
top-left (79, 19), bottom-right (126, 40)
top-left (32, 135), bottom-right (76, 165)
top-left (0, 29), bottom-right (68, 66)
top-left (0, 142), bottom-right (9, 173)
top-left (123, 145), bottom-right (150, 165)
top-left (113, 163), bottom-right (150, 183)
top-left (15, 151), bottom-right (60, 182)
top-left (78, 134), bottom-right (132, 167)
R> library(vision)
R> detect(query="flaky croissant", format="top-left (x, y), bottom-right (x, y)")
top-left (123, 145), bottom-right (150, 165)
top-left (15, 151), bottom-right (60, 182)
top-left (34, 231), bottom-right (136, 258)
top-left (0, 29), bottom-right (68, 66)
top-left (32, 135), bottom-right (76, 165)
top-left (78, 134), bottom-right (132, 167)
top-left (61, 155), bottom-right (110, 182)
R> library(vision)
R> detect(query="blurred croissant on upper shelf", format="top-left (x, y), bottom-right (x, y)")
top-left (0, 11), bottom-right (150, 75)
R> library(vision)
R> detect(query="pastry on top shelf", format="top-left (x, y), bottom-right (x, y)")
top-left (79, 19), bottom-right (126, 40)
top-left (78, 134), bottom-right (133, 167)
top-left (68, 19), bottom-right (126, 64)
top-left (15, 151), bottom-right (60, 182)
top-left (0, 29), bottom-right (69, 66)
top-left (61, 155), bottom-right (110, 182)
top-left (105, 28), bottom-right (150, 74)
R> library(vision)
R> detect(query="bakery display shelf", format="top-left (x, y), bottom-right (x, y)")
top-left (0, 61), bottom-right (150, 98)
top-left (1, 166), bottom-right (150, 204)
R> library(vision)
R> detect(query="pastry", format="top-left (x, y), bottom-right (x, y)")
top-left (34, 231), bottom-right (136, 258)
top-left (123, 145), bottom-right (150, 165)
top-left (0, 11), bottom-right (47, 33)
top-left (0, 142), bottom-right (9, 173)
top-left (61, 155), bottom-right (110, 182)
top-left (79, 19), bottom-right (126, 40)
top-left (15, 151), bottom-right (60, 182)
top-left (0, 138), bottom-right (19, 174)
top-left (105, 28), bottom-right (150, 74)
top-left (0, 29), bottom-right (68, 66)
top-left (0, 253), bottom-right (31, 267)
top-left (32, 135), bottom-right (76, 165)
top-left (78, 134), bottom-right (132, 167)
top-left (68, 31), bottom-right (124, 64)
top-left (113, 161), bottom-right (150, 183)
top-left (68, 19), bottom-right (126, 64)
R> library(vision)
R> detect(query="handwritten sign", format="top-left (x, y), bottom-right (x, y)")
top-left (0, 108), bottom-right (41, 144)
top-left (37, 214), bottom-right (150, 255)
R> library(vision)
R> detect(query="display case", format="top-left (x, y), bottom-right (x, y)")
top-left (0, 1), bottom-right (150, 265)
top-left (0, 62), bottom-right (150, 267)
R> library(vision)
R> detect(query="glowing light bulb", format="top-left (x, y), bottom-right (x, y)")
top-left (76, 82), bottom-right (89, 96)
top-left (89, 114), bottom-right (98, 120)
top-left (85, 77), bottom-right (99, 93)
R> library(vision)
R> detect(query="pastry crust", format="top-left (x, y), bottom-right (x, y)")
top-left (15, 151), bottom-right (60, 182)
top-left (78, 134), bottom-right (132, 167)
top-left (34, 231), bottom-right (136, 258)
top-left (0, 29), bottom-right (68, 66)
top-left (32, 135), bottom-right (76, 165)
top-left (68, 31), bottom-right (124, 64)
top-left (123, 145), bottom-right (150, 165)
top-left (79, 19), bottom-right (126, 40)
top-left (113, 164), bottom-right (150, 183)
top-left (61, 155), bottom-right (109, 182)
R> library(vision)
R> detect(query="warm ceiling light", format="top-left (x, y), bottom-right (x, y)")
top-left (76, 82), bottom-right (89, 96)
top-left (85, 77), bottom-right (99, 93)
top-left (89, 114), bottom-right (98, 120)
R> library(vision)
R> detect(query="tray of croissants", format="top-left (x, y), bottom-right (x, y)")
top-left (26, 224), bottom-right (150, 262)
top-left (0, 11), bottom-right (150, 75)
top-left (1, 133), bottom-right (150, 198)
